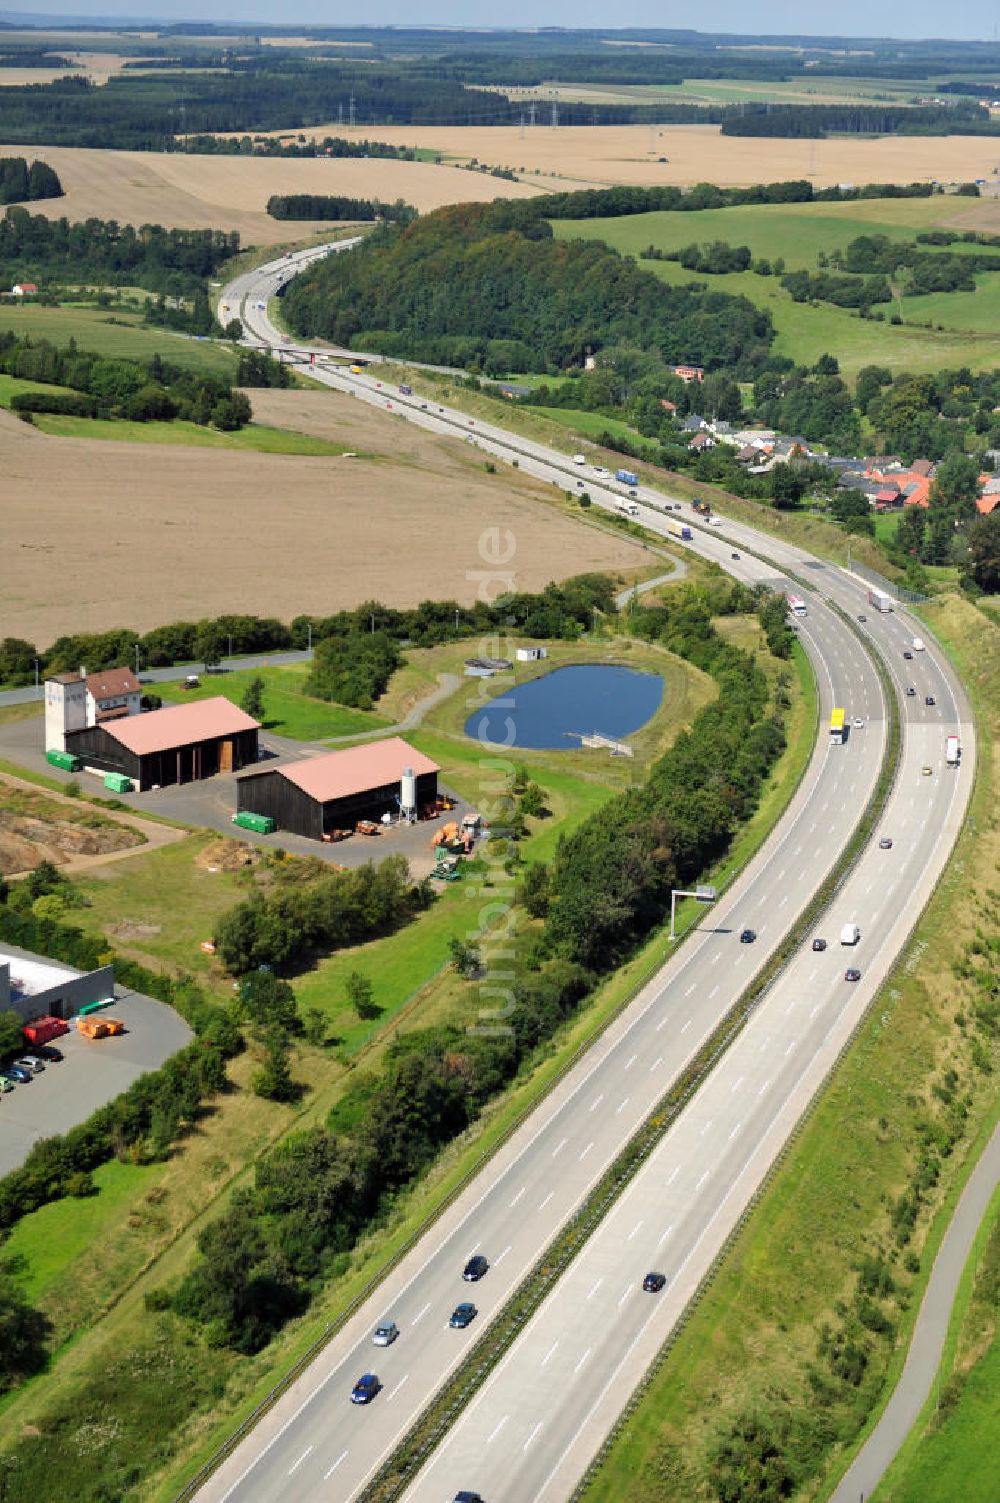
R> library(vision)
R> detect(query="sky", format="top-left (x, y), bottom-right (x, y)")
top-left (4, 1), bottom-right (998, 42)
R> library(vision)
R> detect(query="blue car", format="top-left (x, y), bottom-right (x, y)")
top-left (4, 1065), bottom-right (31, 1084)
top-left (350, 1373), bottom-right (380, 1405)
top-left (450, 1303), bottom-right (478, 1329)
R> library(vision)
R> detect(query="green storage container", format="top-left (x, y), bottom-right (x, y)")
top-left (103, 772), bottom-right (133, 794)
top-left (233, 811), bottom-right (276, 835)
top-left (46, 749), bottom-right (81, 772)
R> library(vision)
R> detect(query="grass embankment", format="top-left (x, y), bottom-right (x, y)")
top-left (551, 200), bottom-right (1000, 378)
top-left (0, 619), bottom-right (806, 1503)
top-left (0, 304), bottom-right (238, 376)
top-left (871, 1188), bottom-right (1000, 1503)
top-left (579, 592), bottom-right (1000, 1503)
top-left (155, 663), bottom-right (386, 740)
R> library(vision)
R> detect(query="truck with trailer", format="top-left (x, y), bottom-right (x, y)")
top-left (946, 735), bottom-right (961, 767)
top-left (668, 520), bottom-right (693, 540)
top-left (867, 588), bottom-right (893, 612)
top-left (615, 468), bottom-right (638, 487)
top-left (786, 594), bottom-right (807, 618)
top-left (830, 707), bottom-right (846, 745)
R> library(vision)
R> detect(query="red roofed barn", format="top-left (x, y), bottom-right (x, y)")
top-left (63, 696), bottom-right (260, 790)
top-left (236, 737), bottom-right (440, 840)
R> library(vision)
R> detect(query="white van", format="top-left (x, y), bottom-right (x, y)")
top-left (912, 637), bottom-right (925, 652)
top-left (840, 923), bottom-right (861, 946)
top-left (573, 453), bottom-right (586, 466)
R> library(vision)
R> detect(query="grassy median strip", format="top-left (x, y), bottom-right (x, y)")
top-left (352, 612), bottom-right (898, 1502)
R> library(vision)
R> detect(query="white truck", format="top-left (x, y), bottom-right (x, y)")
top-left (840, 923), bottom-right (861, 945)
top-left (946, 735), bottom-right (961, 768)
top-left (867, 588), bottom-right (893, 612)
top-left (912, 636), bottom-right (925, 652)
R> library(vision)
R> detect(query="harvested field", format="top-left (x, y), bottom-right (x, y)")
top-left (0, 395), bottom-right (649, 645)
top-left (276, 122), bottom-right (1000, 191)
top-left (0, 144), bottom-right (541, 245)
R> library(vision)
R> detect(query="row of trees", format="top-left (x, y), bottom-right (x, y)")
top-left (266, 194), bottom-right (416, 224)
top-left (0, 155), bottom-right (61, 205)
top-left (282, 201), bottom-right (774, 375)
top-left (0, 333), bottom-right (251, 430)
top-left (187, 133), bottom-right (423, 159)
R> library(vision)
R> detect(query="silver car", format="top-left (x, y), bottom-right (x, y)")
top-left (372, 1320), bottom-right (399, 1347)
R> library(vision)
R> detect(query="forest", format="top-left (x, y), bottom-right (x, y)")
top-left (281, 201), bottom-right (774, 375)
top-left (0, 209), bottom-right (239, 292)
top-left (267, 194), bottom-right (416, 224)
top-left (0, 155), bottom-right (62, 205)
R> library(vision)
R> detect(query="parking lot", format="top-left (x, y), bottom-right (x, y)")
top-left (0, 715), bottom-right (471, 877)
top-left (0, 981), bottom-right (192, 1178)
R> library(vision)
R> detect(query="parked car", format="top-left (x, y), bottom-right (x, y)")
top-left (642, 1272), bottom-right (667, 1293)
top-left (845, 968), bottom-right (862, 982)
top-left (0, 1075), bottom-right (13, 1093)
top-left (879, 837), bottom-right (893, 850)
top-left (350, 1373), bottom-right (380, 1405)
top-left (450, 1303), bottom-right (478, 1329)
top-left (4, 1064), bottom-right (31, 1084)
top-left (17, 1056), bottom-right (45, 1073)
top-left (36, 1045), bottom-right (63, 1062)
top-left (739, 928), bottom-right (756, 944)
top-left (372, 1320), bottom-right (399, 1347)
top-left (463, 1254), bottom-right (489, 1282)
top-left (812, 937), bottom-right (827, 952)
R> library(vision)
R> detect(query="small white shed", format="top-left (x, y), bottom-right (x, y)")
top-left (516, 646), bottom-right (548, 663)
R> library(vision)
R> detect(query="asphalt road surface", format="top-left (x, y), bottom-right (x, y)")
top-left (192, 251), bottom-right (975, 1503)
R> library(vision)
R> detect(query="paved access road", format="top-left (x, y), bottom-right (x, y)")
top-left (0, 651), bottom-right (312, 711)
top-left (193, 251), bottom-right (974, 1503)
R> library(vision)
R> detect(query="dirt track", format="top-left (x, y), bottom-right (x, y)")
top-left (0, 395), bottom-right (648, 644)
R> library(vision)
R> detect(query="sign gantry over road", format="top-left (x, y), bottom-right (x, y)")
top-left (669, 884), bottom-right (717, 941)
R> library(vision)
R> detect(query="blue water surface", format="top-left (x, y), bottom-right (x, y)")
top-left (464, 664), bottom-right (663, 751)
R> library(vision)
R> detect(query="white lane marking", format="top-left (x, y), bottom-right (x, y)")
top-left (589, 1093), bottom-right (605, 1112)
top-left (729, 1122), bottom-right (742, 1141)
top-left (324, 1451), bottom-right (348, 1480)
top-left (785, 1039), bottom-right (796, 1056)
top-left (587, 1277), bottom-right (604, 1301)
top-left (538, 1191), bottom-right (554, 1213)
top-left (778, 896), bottom-right (788, 908)
top-left (667, 1164), bottom-right (680, 1185)
top-left (709, 984), bottom-right (720, 999)
top-left (711, 952), bottom-right (721, 966)
top-left (552, 1137), bottom-right (567, 1158)
top-left (696, 1169), bottom-right (710, 1191)
top-left (541, 1340), bottom-right (559, 1368)
top-left (681, 1018), bottom-right (692, 1033)
top-left (574, 1347), bottom-right (592, 1375)
top-left (510, 1187), bottom-right (525, 1208)
top-left (494, 1244), bottom-right (512, 1265)
top-left (616, 1096), bottom-right (630, 1115)
top-left (650, 1055), bottom-right (663, 1072)
top-left (289, 1446), bottom-right (313, 1475)
top-left (580, 1141), bottom-right (595, 1161)
top-left (731, 1076), bottom-right (744, 1093)
top-left (625, 1053), bottom-right (637, 1070)
top-left (809, 967), bottom-right (818, 980)
top-left (412, 1300), bottom-right (431, 1327)
top-left (387, 1374), bottom-right (409, 1402)
top-left (618, 1285), bottom-right (632, 1308)
top-left (487, 1416), bottom-right (508, 1446)
top-left (656, 1015), bottom-right (669, 1032)
top-left (700, 1118), bottom-right (714, 1135)
top-left (684, 984), bottom-right (696, 997)
top-left (657, 1222), bottom-right (674, 1248)
top-left (627, 1220), bottom-right (644, 1242)
top-left (810, 1002), bottom-right (822, 1019)
top-left (524, 1422), bottom-right (544, 1453)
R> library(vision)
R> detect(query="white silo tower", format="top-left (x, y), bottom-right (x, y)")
top-left (400, 766), bottom-right (417, 823)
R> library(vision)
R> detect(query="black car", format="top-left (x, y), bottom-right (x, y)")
top-left (906, 686), bottom-right (916, 697)
top-left (903, 650), bottom-right (913, 660)
top-left (925, 695), bottom-right (936, 706)
top-left (845, 968), bottom-right (862, 983)
top-left (463, 1254), bottom-right (489, 1282)
top-left (450, 1303), bottom-right (478, 1329)
top-left (36, 1044), bottom-right (63, 1062)
top-left (642, 1272), bottom-right (667, 1293)
top-left (812, 937), bottom-right (827, 952)
top-left (739, 928), bottom-right (756, 944)
top-left (731, 551), bottom-right (741, 560)
top-left (350, 1373), bottom-right (380, 1405)
top-left (857, 613), bottom-right (867, 623)
top-left (454, 1493), bottom-right (485, 1503)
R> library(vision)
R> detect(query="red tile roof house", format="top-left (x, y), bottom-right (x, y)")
top-left (236, 736), bottom-right (440, 841)
top-left (64, 696), bottom-right (260, 791)
top-left (671, 364), bottom-right (704, 383)
top-left (11, 282), bottom-right (38, 297)
top-left (689, 431), bottom-right (716, 452)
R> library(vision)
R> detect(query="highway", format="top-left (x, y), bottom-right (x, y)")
top-left (193, 248), bottom-right (975, 1503)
